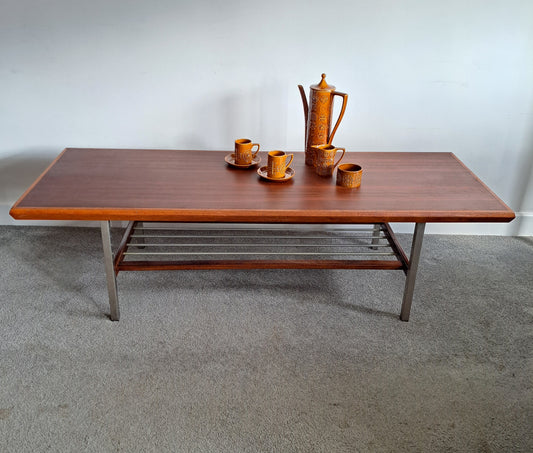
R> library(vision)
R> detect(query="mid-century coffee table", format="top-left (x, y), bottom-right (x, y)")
top-left (10, 148), bottom-right (515, 321)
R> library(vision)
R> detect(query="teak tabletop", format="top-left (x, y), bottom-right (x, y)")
top-left (10, 148), bottom-right (515, 224)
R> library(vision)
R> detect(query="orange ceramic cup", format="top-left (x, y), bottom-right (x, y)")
top-left (235, 139), bottom-right (260, 165)
top-left (336, 163), bottom-right (362, 188)
top-left (313, 144), bottom-right (346, 177)
top-left (267, 151), bottom-right (294, 179)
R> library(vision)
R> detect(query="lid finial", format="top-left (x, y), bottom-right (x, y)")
top-left (318, 73), bottom-right (328, 89)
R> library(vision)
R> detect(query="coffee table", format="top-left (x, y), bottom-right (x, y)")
top-left (10, 148), bottom-right (515, 321)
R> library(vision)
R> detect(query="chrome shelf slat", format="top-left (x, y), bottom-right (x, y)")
top-left (130, 234), bottom-right (386, 239)
top-left (135, 226), bottom-right (381, 232)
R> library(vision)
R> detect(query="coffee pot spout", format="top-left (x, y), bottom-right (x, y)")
top-left (298, 84), bottom-right (308, 140)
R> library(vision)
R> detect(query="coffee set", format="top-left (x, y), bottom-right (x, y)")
top-left (224, 73), bottom-right (362, 188)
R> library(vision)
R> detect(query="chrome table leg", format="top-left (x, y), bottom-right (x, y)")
top-left (400, 222), bottom-right (426, 321)
top-left (100, 221), bottom-right (120, 321)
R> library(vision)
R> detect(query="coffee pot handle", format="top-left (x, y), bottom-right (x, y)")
top-left (328, 92), bottom-right (348, 145)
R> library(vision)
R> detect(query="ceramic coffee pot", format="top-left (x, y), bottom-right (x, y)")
top-left (298, 74), bottom-right (348, 166)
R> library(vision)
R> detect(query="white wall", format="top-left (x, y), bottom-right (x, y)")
top-left (1, 0), bottom-right (532, 235)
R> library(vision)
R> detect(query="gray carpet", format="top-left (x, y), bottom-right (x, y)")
top-left (0, 225), bottom-right (532, 452)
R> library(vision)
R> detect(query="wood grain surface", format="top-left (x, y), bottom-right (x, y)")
top-left (10, 148), bottom-right (515, 223)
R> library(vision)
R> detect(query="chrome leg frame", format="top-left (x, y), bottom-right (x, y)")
top-left (400, 222), bottom-right (426, 322)
top-left (103, 221), bottom-right (425, 322)
top-left (100, 221), bottom-right (120, 321)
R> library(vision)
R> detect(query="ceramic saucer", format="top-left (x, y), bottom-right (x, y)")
top-left (257, 166), bottom-right (295, 182)
top-left (225, 153), bottom-right (261, 168)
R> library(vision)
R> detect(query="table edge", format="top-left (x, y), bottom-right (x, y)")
top-left (9, 206), bottom-right (516, 223)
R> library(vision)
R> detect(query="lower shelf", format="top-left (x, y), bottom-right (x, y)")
top-left (113, 222), bottom-right (410, 274)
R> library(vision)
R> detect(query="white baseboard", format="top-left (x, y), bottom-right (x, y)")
top-left (1, 204), bottom-right (531, 236)
top-left (390, 217), bottom-right (530, 236)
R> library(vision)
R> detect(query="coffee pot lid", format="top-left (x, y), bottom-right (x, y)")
top-left (310, 73), bottom-right (336, 92)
